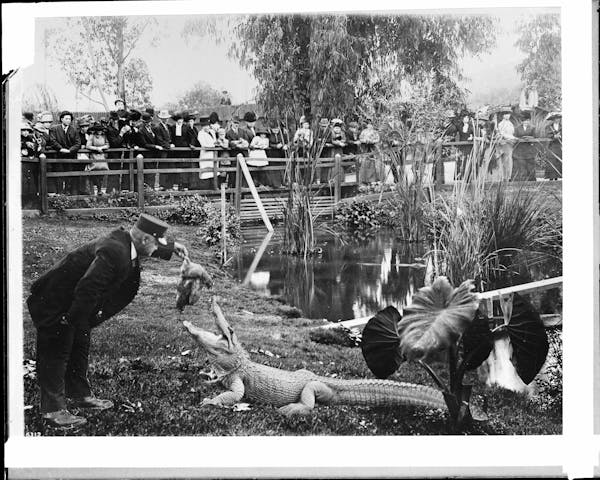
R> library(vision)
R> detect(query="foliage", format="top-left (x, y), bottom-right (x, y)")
top-left (397, 278), bottom-right (480, 362)
top-left (167, 81), bottom-right (224, 113)
top-left (231, 14), bottom-right (497, 120)
top-left (161, 195), bottom-right (212, 225)
top-left (334, 198), bottom-right (381, 237)
top-left (46, 16), bottom-right (157, 109)
top-left (533, 327), bottom-right (562, 412)
top-left (515, 14), bottom-right (561, 110)
top-left (48, 194), bottom-right (72, 212)
top-left (309, 327), bottom-right (357, 348)
top-left (196, 201), bottom-right (241, 248)
top-left (22, 84), bottom-right (60, 113)
top-left (422, 148), bottom-right (562, 291)
top-left (362, 279), bottom-right (549, 430)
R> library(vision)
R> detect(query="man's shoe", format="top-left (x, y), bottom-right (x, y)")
top-left (42, 409), bottom-right (87, 429)
top-left (72, 396), bottom-right (114, 411)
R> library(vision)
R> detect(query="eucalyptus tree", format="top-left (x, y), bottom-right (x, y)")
top-left (46, 16), bottom-right (157, 110)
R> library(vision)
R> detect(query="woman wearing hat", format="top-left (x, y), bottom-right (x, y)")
top-left (494, 107), bottom-right (516, 181)
top-left (85, 123), bottom-right (110, 195)
top-left (197, 116), bottom-right (220, 190)
top-left (21, 122), bottom-right (40, 205)
top-left (545, 112), bottom-right (562, 179)
top-left (248, 126), bottom-right (270, 187)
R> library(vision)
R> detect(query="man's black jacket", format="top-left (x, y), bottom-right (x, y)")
top-left (27, 227), bottom-right (174, 329)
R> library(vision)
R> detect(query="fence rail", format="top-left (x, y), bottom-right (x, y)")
top-left (319, 276), bottom-right (563, 331)
top-left (21, 138), bottom-right (558, 217)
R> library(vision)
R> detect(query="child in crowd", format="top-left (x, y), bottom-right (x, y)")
top-left (248, 127), bottom-right (270, 187)
top-left (293, 117), bottom-right (313, 156)
top-left (85, 122), bottom-right (110, 195)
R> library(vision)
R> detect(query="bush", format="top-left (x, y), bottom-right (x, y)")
top-left (196, 201), bottom-right (241, 247)
top-left (334, 198), bottom-right (381, 237)
top-left (48, 194), bottom-right (72, 212)
top-left (161, 195), bottom-right (211, 225)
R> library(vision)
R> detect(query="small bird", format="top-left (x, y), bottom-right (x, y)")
top-left (176, 257), bottom-right (213, 312)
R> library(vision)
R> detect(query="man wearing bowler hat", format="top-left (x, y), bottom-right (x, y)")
top-left (27, 214), bottom-right (199, 429)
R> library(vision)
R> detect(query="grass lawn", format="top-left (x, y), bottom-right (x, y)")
top-left (20, 216), bottom-right (562, 436)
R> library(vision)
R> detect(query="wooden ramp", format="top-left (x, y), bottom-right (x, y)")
top-left (239, 195), bottom-right (336, 222)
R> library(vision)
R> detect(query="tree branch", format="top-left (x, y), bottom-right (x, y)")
top-left (122, 20), bottom-right (149, 62)
top-left (77, 89), bottom-right (106, 107)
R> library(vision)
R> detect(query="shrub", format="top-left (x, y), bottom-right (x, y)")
top-left (161, 195), bottom-right (210, 225)
top-left (334, 198), bottom-right (381, 236)
top-left (196, 201), bottom-right (241, 247)
top-left (48, 194), bottom-right (72, 212)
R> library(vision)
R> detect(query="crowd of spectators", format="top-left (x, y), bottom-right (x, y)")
top-left (21, 99), bottom-right (562, 197)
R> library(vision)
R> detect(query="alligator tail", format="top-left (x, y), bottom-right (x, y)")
top-left (324, 378), bottom-right (447, 410)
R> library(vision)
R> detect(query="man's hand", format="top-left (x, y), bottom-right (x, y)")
top-left (174, 241), bottom-right (188, 259)
top-left (60, 148), bottom-right (70, 154)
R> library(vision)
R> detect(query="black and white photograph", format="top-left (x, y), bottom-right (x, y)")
top-left (3, 1), bottom-right (598, 478)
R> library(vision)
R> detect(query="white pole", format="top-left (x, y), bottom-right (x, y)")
top-left (237, 154), bottom-right (274, 232)
top-left (221, 182), bottom-right (227, 264)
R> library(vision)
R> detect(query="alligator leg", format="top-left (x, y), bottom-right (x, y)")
top-left (200, 376), bottom-right (245, 408)
top-left (278, 381), bottom-right (335, 417)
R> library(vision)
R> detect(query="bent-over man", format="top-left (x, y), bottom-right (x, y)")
top-left (27, 214), bottom-right (191, 429)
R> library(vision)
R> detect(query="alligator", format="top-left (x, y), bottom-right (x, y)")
top-left (181, 297), bottom-right (447, 417)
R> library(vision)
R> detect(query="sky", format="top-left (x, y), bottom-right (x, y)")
top-left (22, 7), bottom-right (557, 112)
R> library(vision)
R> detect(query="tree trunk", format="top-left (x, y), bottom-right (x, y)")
top-left (116, 21), bottom-right (126, 104)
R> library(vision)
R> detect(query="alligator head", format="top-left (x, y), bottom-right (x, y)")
top-left (176, 257), bottom-right (213, 311)
top-left (182, 297), bottom-right (246, 373)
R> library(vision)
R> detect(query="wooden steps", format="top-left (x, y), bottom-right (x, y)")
top-left (239, 196), bottom-right (336, 222)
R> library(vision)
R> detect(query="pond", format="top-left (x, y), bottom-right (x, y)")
top-left (232, 227), bottom-right (428, 321)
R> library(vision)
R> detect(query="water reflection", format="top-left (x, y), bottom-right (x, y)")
top-left (234, 228), bottom-right (426, 321)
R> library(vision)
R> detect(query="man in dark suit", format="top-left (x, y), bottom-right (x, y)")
top-left (27, 214), bottom-right (200, 429)
top-left (132, 113), bottom-right (164, 188)
top-left (48, 110), bottom-right (82, 194)
top-left (154, 110), bottom-right (173, 190)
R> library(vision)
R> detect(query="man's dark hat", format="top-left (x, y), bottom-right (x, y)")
top-left (109, 111), bottom-right (120, 121)
top-left (198, 116), bottom-right (210, 127)
top-left (172, 112), bottom-right (183, 121)
top-left (145, 107), bottom-right (155, 116)
top-left (129, 110), bottom-right (143, 122)
top-left (23, 112), bottom-right (35, 122)
top-left (232, 115), bottom-right (241, 123)
top-left (59, 110), bottom-right (73, 120)
top-left (520, 110), bottom-right (531, 120)
top-left (243, 111), bottom-right (257, 123)
top-left (141, 112), bottom-right (153, 123)
top-left (135, 213), bottom-right (169, 245)
top-left (209, 112), bottom-right (221, 124)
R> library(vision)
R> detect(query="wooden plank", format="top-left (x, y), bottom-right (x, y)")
top-left (238, 154), bottom-right (274, 233)
top-left (319, 277), bottom-right (563, 330)
top-left (136, 154), bottom-right (145, 210)
top-left (47, 170), bottom-right (131, 177)
top-left (39, 154), bottom-right (48, 214)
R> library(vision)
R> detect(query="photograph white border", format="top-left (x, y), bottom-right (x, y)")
top-left (3, 0), bottom-right (598, 477)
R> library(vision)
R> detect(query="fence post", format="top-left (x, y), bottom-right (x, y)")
top-left (128, 149), bottom-right (135, 191)
top-left (39, 154), bottom-right (48, 214)
top-left (435, 142), bottom-right (444, 189)
top-left (235, 157), bottom-right (242, 215)
top-left (221, 183), bottom-right (227, 265)
top-left (213, 156), bottom-right (219, 190)
top-left (136, 154), bottom-right (145, 210)
top-left (334, 154), bottom-right (342, 205)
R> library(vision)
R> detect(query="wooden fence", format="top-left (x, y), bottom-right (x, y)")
top-left (21, 138), bottom-right (556, 217)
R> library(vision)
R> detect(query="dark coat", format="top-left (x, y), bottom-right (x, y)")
top-left (132, 124), bottom-right (159, 149)
top-left (106, 125), bottom-right (125, 148)
top-left (154, 122), bottom-right (172, 149)
top-left (457, 124), bottom-right (474, 141)
top-left (27, 227), bottom-right (174, 330)
top-left (170, 124), bottom-right (189, 148)
top-left (48, 124), bottom-right (81, 154)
